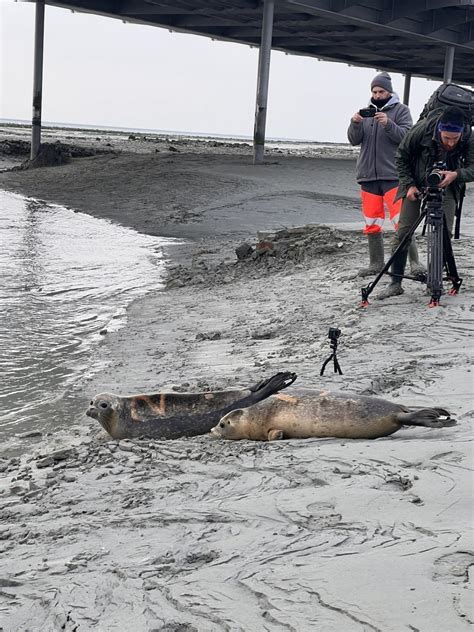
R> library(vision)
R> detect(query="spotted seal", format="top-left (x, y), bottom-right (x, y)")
top-left (86, 372), bottom-right (297, 440)
top-left (211, 389), bottom-right (456, 441)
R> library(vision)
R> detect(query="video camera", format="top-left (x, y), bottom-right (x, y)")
top-left (328, 327), bottom-right (341, 342)
top-left (426, 161), bottom-right (447, 188)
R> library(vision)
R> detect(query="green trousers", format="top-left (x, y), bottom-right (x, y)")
top-left (390, 187), bottom-right (457, 282)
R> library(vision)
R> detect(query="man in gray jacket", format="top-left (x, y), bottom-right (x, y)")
top-left (348, 72), bottom-right (423, 276)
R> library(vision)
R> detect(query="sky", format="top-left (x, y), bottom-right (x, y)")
top-left (0, 0), bottom-right (450, 143)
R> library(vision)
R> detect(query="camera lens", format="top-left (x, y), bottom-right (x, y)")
top-left (427, 171), bottom-right (443, 187)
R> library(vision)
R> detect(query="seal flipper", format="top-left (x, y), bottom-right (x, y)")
top-left (248, 372), bottom-right (297, 396)
top-left (267, 429), bottom-right (284, 441)
top-left (396, 408), bottom-right (456, 428)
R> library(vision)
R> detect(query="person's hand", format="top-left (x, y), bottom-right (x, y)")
top-left (352, 112), bottom-right (363, 123)
top-left (438, 170), bottom-right (458, 188)
top-left (374, 112), bottom-right (388, 126)
top-left (407, 185), bottom-right (420, 201)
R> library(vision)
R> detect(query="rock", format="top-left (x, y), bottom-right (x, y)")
top-left (118, 440), bottom-right (135, 452)
top-left (250, 328), bottom-right (276, 340)
top-left (235, 243), bottom-right (254, 260)
top-left (35, 448), bottom-right (76, 468)
top-left (255, 240), bottom-right (275, 256)
top-left (195, 331), bottom-right (222, 341)
top-left (35, 456), bottom-right (56, 469)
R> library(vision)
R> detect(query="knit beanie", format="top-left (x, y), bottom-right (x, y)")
top-left (371, 72), bottom-right (393, 93)
top-left (438, 106), bottom-right (466, 133)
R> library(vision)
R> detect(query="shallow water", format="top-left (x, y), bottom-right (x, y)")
top-left (0, 191), bottom-right (177, 441)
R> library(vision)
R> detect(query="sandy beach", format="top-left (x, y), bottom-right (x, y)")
top-left (0, 127), bottom-right (472, 631)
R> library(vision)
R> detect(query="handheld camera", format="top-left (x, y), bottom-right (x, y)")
top-left (359, 107), bottom-right (376, 118)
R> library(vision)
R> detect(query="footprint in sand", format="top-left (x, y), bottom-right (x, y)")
top-left (433, 551), bottom-right (474, 584)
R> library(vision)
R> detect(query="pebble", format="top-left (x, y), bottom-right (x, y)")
top-left (118, 440), bottom-right (135, 452)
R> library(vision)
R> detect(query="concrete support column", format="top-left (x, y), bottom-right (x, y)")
top-left (443, 46), bottom-right (455, 84)
top-left (31, 1), bottom-right (45, 160)
top-left (253, 0), bottom-right (274, 165)
top-left (403, 72), bottom-right (411, 105)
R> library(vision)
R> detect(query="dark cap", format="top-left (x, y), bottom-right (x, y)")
top-left (371, 72), bottom-right (393, 93)
top-left (438, 106), bottom-right (467, 133)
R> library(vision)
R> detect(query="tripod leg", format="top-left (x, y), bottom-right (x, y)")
top-left (442, 215), bottom-right (463, 295)
top-left (360, 210), bottom-right (426, 305)
top-left (320, 354), bottom-right (333, 376)
top-left (427, 219), bottom-right (443, 307)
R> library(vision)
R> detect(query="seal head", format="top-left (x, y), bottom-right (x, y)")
top-left (86, 393), bottom-right (123, 436)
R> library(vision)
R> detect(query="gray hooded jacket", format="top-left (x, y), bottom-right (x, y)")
top-left (347, 94), bottom-right (413, 183)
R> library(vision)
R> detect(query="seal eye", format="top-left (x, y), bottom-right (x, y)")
top-left (100, 402), bottom-right (108, 409)
top-left (227, 420), bottom-right (230, 424)
top-left (219, 422), bottom-right (225, 428)
top-left (90, 400), bottom-right (94, 405)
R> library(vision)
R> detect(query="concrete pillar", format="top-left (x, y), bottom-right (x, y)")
top-left (253, 0), bottom-right (274, 165)
top-left (402, 72), bottom-right (411, 105)
top-left (31, 1), bottom-right (45, 160)
top-left (443, 46), bottom-right (455, 84)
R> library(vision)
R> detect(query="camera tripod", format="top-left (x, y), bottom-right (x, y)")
top-left (360, 188), bottom-right (463, 307)
top-left (320, 328), bottom-right (343, 376)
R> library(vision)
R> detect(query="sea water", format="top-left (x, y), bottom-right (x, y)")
top-left (0, 191), bottom-right (177, 443)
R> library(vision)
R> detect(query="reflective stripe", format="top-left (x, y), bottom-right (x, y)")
top-left (383, 186), bottom-right (402, 225)
top-left (365, 217), bottom-right (384, 226)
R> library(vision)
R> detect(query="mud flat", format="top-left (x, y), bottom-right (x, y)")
top-left (0, 128), bottom-right (472, 631)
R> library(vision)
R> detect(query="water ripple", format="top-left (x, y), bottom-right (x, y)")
top-left (0, 191), bottom-right (179, 437)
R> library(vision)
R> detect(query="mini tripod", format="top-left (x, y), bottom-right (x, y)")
top-left (320, 328), bottom-right (343, 376)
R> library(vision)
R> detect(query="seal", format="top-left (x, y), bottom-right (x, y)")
top-left (86, 371), bottom-right (297, 440)
top-left (210, 389), bottom-right (456, 441)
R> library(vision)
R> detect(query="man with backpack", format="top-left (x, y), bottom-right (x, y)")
top-left (347, 72), bottom-right (424, 277)
top-left (377, 105), bottom-right (474, 299)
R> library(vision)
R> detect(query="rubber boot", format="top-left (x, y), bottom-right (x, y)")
top-left (376, 242), bottom-right (408, 300)
top-left (408, 237), bottom-right (426, 279)
top-left (357, 232), bottom-right (385, 277)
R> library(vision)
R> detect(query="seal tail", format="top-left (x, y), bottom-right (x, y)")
top-left (396, 408), bottom-right (457, 428)
top-left (248, 372), bottom-right (297, 397)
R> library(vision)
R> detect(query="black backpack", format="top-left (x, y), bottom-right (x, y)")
top-left (418, 83), bottom-right (474, 126)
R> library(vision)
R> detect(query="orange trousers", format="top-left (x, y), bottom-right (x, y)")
top-left (360, 183), bottom-right (402, 235)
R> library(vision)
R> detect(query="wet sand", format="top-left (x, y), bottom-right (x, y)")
top-left (0, 129), bottom-right (473, 631)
